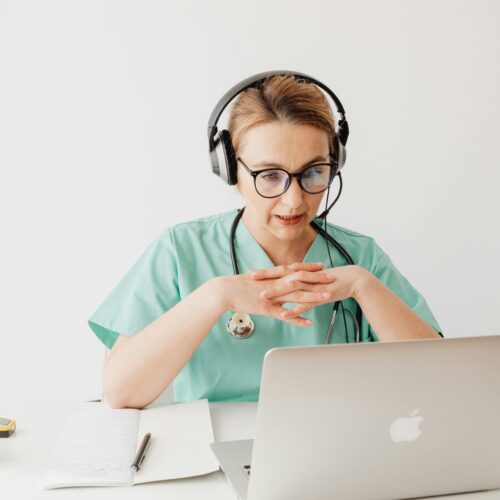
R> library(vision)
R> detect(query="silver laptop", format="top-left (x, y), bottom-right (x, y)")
top-left (210, 335), bottom-right (500, 500)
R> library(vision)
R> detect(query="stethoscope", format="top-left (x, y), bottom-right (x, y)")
top-left (226, 206), bottom-right (362, 344)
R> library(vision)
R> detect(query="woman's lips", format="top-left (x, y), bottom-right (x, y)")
top-left (275, 214), bottom-right (304, 225)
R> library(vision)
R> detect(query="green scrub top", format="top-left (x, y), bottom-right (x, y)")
top-left (88, 208), bottom-right (442, 402)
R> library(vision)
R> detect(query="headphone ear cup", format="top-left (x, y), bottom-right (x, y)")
top-left (331, 134), bottom-right (347, 171)
top-left (221, 130), bottom-right (238, 185)
top-left (210, 129), bottom-right (238, 185)
top-left (336, 119), bottom-right (348, 170)
top-left (337, 118), bottom-right (349, 148)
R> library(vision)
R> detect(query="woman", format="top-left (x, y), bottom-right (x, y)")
top-left (88, 72), bottom-right (442, 409)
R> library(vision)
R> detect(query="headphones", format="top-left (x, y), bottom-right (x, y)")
top-left (207, 70), bottom-right (350, 185)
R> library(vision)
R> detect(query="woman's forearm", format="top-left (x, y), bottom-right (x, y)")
top-left (102, 277), bottom-right (227, 409)
top-left (355, 273), bottom-right (441, 342)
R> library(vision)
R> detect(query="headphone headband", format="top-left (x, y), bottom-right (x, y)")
top-left (208, 70), bottom-right (348, 150)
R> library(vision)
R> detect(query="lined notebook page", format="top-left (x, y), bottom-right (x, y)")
top-left (44, 408), bottom-right (140, 489)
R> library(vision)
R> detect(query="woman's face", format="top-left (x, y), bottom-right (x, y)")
top-left (236, 121), bottom-right (331, 243)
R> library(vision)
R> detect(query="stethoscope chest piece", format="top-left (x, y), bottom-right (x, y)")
top-left (227, 312), bottom-right (255, 339)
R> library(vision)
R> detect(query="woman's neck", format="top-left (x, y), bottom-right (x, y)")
top-left (242, 210), bottom-right (318, 267)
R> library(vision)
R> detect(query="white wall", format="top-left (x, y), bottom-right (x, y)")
top-left (1, 0), bottom-right (499, 403)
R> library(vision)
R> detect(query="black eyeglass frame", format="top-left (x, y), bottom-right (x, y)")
top-left (236, 156), bottom-right (338, 199)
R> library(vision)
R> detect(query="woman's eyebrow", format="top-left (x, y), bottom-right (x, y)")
top-left (253, 155), bottom-right (328, 169)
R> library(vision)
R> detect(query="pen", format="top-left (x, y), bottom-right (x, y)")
top-left (131, 432), bottom-right (152, 471)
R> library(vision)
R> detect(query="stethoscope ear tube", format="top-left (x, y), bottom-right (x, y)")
top-left (229, 207), bottom-right (245, 275)
top-left (324, 301), bottom-right (340, 344)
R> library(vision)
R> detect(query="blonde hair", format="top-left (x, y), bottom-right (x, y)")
top-left (227, 74), bottom-right (337, 159)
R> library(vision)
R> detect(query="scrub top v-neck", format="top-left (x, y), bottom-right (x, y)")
top-left (233, 211), bottom-right (323, 271)
top-left (88, 208), bottom-right (442, 402)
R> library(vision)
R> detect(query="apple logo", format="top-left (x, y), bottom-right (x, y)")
top-left (389, 409), bottom-right (424, 443)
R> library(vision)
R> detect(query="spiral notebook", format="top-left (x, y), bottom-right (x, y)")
top-left (43, 399), bottom-right (219, 489)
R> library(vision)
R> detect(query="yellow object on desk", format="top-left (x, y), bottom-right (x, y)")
top-left (0, 417), bottom-right (16, 437)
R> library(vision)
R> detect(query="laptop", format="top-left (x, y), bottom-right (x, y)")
top-left (210, 335), bottom-right (500, 500)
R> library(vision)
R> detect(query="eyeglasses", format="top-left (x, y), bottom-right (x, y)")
top-left (237, 156), bottom-right (338, 198)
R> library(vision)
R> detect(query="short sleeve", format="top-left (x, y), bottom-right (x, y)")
top-left (87, 227), bottom-right (180, 350)
top-left (359, 244), bottom-right (443, 342)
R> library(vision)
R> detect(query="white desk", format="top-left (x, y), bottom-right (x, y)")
top-left (1, 401), bottom-right (499, 500)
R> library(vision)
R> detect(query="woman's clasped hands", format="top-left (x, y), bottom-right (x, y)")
top-left (249, 262), bottom-right (369, 326)
top-left (219, 261), bottom-right (370, 327)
